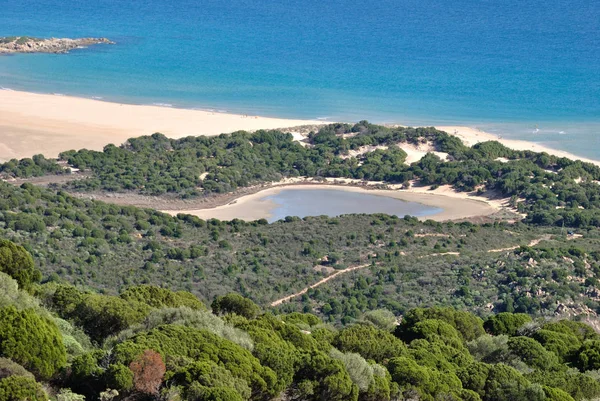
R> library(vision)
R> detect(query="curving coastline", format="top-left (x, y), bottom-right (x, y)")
top-left (0, 36), bottom-right (114, 54)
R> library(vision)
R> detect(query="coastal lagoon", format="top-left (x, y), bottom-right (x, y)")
top-left (264, 188), bottom-right (441, 223)
top-left (166, 185), bottom-right (498, 223)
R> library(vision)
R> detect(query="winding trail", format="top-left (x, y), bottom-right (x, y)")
top-left (270, 235), bottom-right (552, 307)
top-left (271, 262), bottom-right (375, 306)
top-left (486, 236), bottom-right (549, 253)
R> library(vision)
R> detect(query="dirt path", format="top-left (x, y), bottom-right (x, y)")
top-left (271, 262), bottom-right (375, 306)
top-left (271, 235), bottom-right (550, 307)
top-left (486, 236), bottom-right (549, 253)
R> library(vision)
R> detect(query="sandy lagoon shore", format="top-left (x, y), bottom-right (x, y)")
top-left (0, 89), bottom-right (325, 161)
top-left (164, 180), bottom-right (502, 222)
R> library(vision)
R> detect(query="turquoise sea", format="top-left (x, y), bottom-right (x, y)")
top-left (1, 0), bottom-right (599, 157)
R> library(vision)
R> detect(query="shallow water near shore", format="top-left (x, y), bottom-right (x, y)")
top-left (264, 189), bottom-right (442, 223)
top-left (0, 0), bottom-right (598, 157)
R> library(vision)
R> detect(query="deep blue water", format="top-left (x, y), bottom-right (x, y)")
top-left (265, 189), bottom-right (441, 223)
top-left (1, 0), bottom-right (599, 156)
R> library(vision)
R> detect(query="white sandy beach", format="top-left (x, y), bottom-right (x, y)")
top-left (1, 89), bottom-right (598, 167)
top-left (0, 90), bottom-right (324, 161)
top-left (2, 89), bottom-right (599, 222)
top-left (436, 126), bottom-right (600, 167)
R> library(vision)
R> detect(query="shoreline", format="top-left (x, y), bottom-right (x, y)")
top-left (0, 89), bottom-right (326, 161)
top-left (436, 126), bottom-right (600, 168)
top-left (161, 179), bottom-right (507, 222)
top-left (1, 89), bottom-right (599, 167)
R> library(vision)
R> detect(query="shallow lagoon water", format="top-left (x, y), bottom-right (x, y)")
top-left (264, 188), bottom-right (442, 223)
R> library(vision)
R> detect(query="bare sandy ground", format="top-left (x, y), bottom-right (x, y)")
top-left (436, 126), bottom-right (600, 167)
top-left (0, 90), bottom-right (325, 161)
top-left (164, 181), bottom-right (500, 222)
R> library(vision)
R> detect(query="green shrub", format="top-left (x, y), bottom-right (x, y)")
top-left (0, 240), bottom-right (40, 291)
top-left (120, 285), bottom-right (205, 310)
top-left (0, 376), bottom-right (46, 401)
top-left (212, 294), bottom-right (261, 319)
top-left (396, 307), bottom-right (484, 342)
top-left (484, 313), bottom-right (532, 336)
top-left (333, 324), bottom-right (406, 362)
top-left (0, 306), bottom-right (66, 379)
top-left (104, 363), bottom-right (133, 391)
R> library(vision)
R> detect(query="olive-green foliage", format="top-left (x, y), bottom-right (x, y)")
top-left (212, 293), bottom-right (261, 319)
top-left (329, 349), bottom-right (373, 391)
top-left (0, 306), bottom-right (66, 379)
top-left (120, 285), bottom-right (205, 310)
top-left (456, 362), bottom-right (490, 397)
top-left (0, 239), bottom-right (40, 291)
top-left (467, 334), bottom-right (511, 364)
top-left (281, 312), bottom-right (321, 327)
top-left (484, 312), bottom-right (532, 336)
top-left (186, 384), bottom-right (245, 401)
top-left (360, 309), bottom-right (397, 332)
top-left (483, 364), bottom-right (543, 401)
top-left (0, 358), bottom-right (34, 379)
top-left (333, 323), bottom-right (406, 363)
top-left (543, 320), bottom-right (599, 342)
top-left (55, 388), bottom-right (86, 401)
top-left (292, 351), bottom-right (359, 401)
top-left (534, 320), bottom-right (599, 365)
top-left (408, 338), bottom-right (473, 372)
top-left (168, 360), bottom-right (251, 400)
top-left (387, 356), bottom-right (462, 400)
top-left (400, 319), bottom-right (465, 349)
top-left (244, 314), bottom-right (321, 353)
top-left (0, 272), bottom-right (39, 310)
top-left (53, 317), bottom-right (93, 358)
top-left (575, 340), bottom-right (600, 371)
top-left (0, 154), bottom-right (64, 178)
top-left (361, 364), bottom-right (395, 401)
top-left (543, 386), bottom-right (576, 401)
top-left (533, 329), bottom-right (581, 362)
top-left (507, 336), bottom-right (560, 370)
top-left (112, 325), bottom-right (277, 398)
top-left (104, 363), bottom-right (133, 391)
top-left (51, 285), bottom-right (150, 342)
top-left (236, 323), bottom-right (299, 394)
top-left (0, 375), bottom-right (47, 401)
top-left (396, 307), bottom-right (485, 342)
top-left (527, 369), bottom-right (600, 400)
top-left (109, 307), bottom-right (254, 351)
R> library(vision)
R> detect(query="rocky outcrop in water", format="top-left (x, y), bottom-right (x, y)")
top-left (0, 36), bottom-right (114, 54)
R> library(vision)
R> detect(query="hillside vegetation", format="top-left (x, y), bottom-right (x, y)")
top-left (2, 123), bottom-right (600, 400)
top-left (1, 245), bottom-right (600, 401)
top-left (4, 122), bottom-right (600, 228)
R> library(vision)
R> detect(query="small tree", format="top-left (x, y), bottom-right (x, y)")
top-left (0, 240), bottom-right (40, 292)
top-left (129, 350), bottom-right (165, 395)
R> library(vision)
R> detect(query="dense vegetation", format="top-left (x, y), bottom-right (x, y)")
top-left (3, 122), bottom-right (600, 228)
top-left (3, 180), bottom-right (600, 323)
top-left (3, 123), bottom-right (600, 399)
top-left (2, 243), bottom-right (600, 401)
